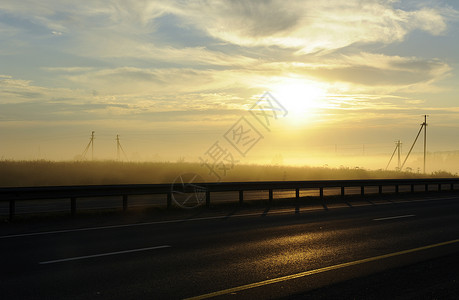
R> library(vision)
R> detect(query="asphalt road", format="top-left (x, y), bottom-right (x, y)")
top-left (1, 194), bottom-right (459, 299)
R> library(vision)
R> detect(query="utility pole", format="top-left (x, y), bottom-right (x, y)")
top-left (91, 131), bottom-right (95, 161)
top-left (386, 140), bottom-right (402, 171)
top-left (115, 134), bottom-right (127, 161)
top-left (116, 134), bottom-right (120, 161)
top-left (81, 131), bottom-right (95, 160)
top-left (401, 116), bottom-right (428, 171)
top-left (423, 115), bottom-right (428, 173)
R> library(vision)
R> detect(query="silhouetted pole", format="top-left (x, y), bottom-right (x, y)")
top-left (423, 115), bottom-right (428, 173)
top-left (91, 131), bottom-right (95, 161)
top-left (386, 140), bottom-right (401, 171)
top-left (116, 134), bottom-right (120, 161)
top-left (81, 130), bottom-right (95, 160)
top-left (386, 141), bottom-right (397, 170)
top-left (401, 116), bottom-right (428, 171)
top-left (401, 124), bottom-right (423, 170)
top-left (115, 134), bottom-right (128, 161)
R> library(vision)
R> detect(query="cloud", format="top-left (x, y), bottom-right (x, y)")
top-left (0, 76), bottom-right (45, 102)
top-left (2, 0), bottom-right (454, 62)
top-left (63, 67), bottom-right (264, 98)
top-left (0, 73), bottom-right (248, 122)
top-left (0, 0), bottom-right (167, 31)
top-left (1, 0), bottom-right (455, 79)
top-left (74, 40), bottom-right (258, 67)
top-left (0, 74), bottom-right (91, 104)
top-left (171, 0), bottom-right (453, 53)
top-left (252, 52), bottom-right (451, 94)
top-left (43, 67), bottom-right (96, 73)
top-left (309, 54), bottom-right (451, 86)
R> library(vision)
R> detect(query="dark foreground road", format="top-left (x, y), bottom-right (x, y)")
top-left (1, 194), bottom-right (459, 299)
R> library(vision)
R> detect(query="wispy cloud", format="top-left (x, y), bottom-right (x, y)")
top-left (169, 0), bottom-right (453, 53)
top-left (306, 53), bottom-right (451, 89)
top-left (42, 67), bottom-right (96, 73)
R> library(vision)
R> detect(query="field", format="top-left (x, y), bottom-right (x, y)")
top-left (0, 160), bottom-right (456, 188)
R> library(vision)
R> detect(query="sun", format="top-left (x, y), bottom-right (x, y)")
top-left (271, 78), bottom-right (327, 124)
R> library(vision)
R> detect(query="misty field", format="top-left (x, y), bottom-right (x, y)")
top-left (0, 160), bottom-right (456, 188)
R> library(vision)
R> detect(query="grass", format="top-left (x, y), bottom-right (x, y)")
top-left (0, 160), bottom-right (456, 187)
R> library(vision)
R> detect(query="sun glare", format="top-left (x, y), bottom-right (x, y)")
top-left (271, 78), bottom-right (327, 124)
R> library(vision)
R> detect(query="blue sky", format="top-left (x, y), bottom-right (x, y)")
top-left (1, 0), bottom-right (459, 170)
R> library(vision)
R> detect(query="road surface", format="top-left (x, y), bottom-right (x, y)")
top-left (1, 194), bottom-right (458, 299)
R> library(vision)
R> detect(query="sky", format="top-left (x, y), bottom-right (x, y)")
top-left (1, 0), bottom-right (459, 172)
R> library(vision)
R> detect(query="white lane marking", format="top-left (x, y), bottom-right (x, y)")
top-left (1, 195), bottom-right (457, 239)
top-left (0, 209), bottom-right (321, 239)
top-left (0, 217), bottom-right (225, 239)
top-left (39, 245), bottom-right (171, 265)
top-left (373, 214), bottom-right (416, 221)
top-left (185, 238), bottom-right (459, 300)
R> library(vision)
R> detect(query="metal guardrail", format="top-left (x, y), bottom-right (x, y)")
top-left (1, 178), bottom-right (458, 219)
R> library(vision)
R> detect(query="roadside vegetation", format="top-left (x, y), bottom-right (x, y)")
top-left (0, 160), bottom-right (456, 187)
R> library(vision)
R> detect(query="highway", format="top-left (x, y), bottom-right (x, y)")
top-left (1, 194), bottom-right (459, 299)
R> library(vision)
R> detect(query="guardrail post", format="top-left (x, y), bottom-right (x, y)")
top-left (239, 190), bottom-right (243, 205)
top-left (451, 183), bottom-right (454, 191)
top-left (379, 185), bottom-right (382, 195)
top-left (206, 190), bottom-right (210, 207)
top-left (320, 187), bottom-right (324, 200)
top-left (395, 185), bottom-right (399, 194)
top-left (425, 184), bottom-right (429, 192)
top-left (341, 186), bottom-right (345, 198)
top-left (295, 188), bottom-right (300, 200)
top-left (269, 189), bottom-right (273, 203)
top-left (123, 195), bottom-right (128, 211)
top-left (361, 186), bottom-right (365, 197)
top-left (167, 192), bottom-right (172, 209)
top-left (411, 184), bottom-right (415, 193)
top-left (70, 197), bottom-right (76, 216)
top-left (438, 184), bottom-right (442, 192)
top-left (9, 199), bottom-right (15, 221)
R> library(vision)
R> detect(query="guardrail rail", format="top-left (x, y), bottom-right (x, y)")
top-left (1, 178), bottom-right (458, 220)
